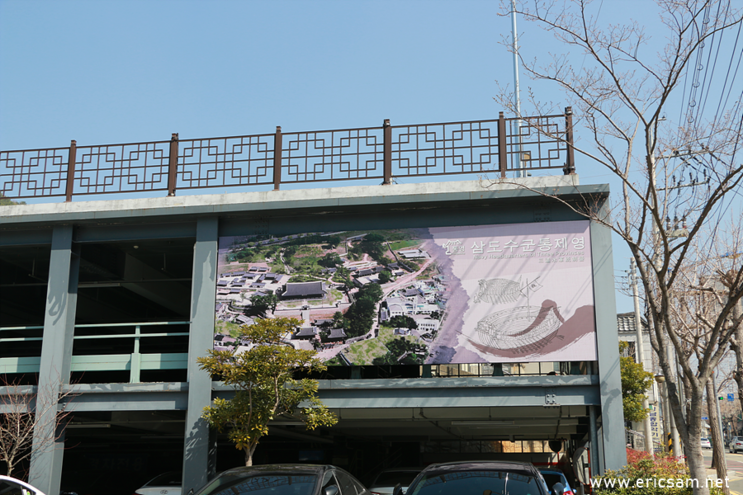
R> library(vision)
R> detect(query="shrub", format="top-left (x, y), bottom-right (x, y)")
top-left (592, 449), bottom-right (724, 495)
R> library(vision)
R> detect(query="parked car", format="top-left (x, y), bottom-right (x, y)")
top-left (193, 464), bottom-right (370, 495)
top-left (135, 472), bottom-right (181, 495)
top-left (368, 468), bottom-right (421, 495)
top-left (399, 461), bottom-right (558, 495)
top-left (730, 436), bottom-right (743, 453)
top-left (701, 437), bottom-right (712, 449)
top-left (0, 475), bottom-right (46, 495)
top-left (538, 469), bottom-right (574, 495)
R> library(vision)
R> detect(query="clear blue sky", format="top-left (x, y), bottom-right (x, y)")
top-left (0, 0), bottom-right (677, 313)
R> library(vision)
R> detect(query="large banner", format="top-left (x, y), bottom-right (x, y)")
top-left (214, 220), bottom-right (597, 365)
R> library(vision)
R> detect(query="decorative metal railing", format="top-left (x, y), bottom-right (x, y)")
top-left (0, 109), bottom-right (575, 202)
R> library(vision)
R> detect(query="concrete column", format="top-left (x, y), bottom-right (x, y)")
top-left (590, 213), bottom-right (627, 472)
top-left (182, 217), bottom-right (219, 493)
top-left (589, 405), bottom-right (600, 476)
top-left (30, 225), bottom-right (79, 495)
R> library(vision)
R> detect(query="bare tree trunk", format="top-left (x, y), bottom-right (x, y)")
top-left (707, 380), bottom-right (730, 494)
top-left (685, 426), bottom-right (711, 495)
top-left (667, 364), bottom-right (710, 495)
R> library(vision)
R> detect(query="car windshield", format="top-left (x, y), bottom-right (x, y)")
top-left (540, 473), bottom-right (565, 490)
top-left (407, 470), bottom-right (543, 495)
top-left (373, 472), bottom-right (419, 487)
top-left (196, 473), bottom-right (318, 495)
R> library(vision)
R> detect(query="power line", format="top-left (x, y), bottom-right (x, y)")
top-left (694, 0), bottom-right (726, 125)
top-left (684, 1), bottom-right (712, 126)
top-left (709, 15), bottom-right (742, 142)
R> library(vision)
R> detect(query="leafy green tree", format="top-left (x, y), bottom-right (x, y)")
top-left (372, 353), bottom-right (396, 366)
top-left (372, 338), bottom-right (425, 365)
top-left (357, 283), bottom-right (382, 303)
top-left (249, 293), bottom-right (279, 316)
top-left (378, 271), bottom-right (391, 284)
top-left (389, 315), bottom-right (418, 330)
top-left (198, 318), bottom-right (337, 466)
top-left (620, 341), bottom-right (655, 422)
top-left (332, 311), bottom-right (346, 329)
top-left (360, 233), bottom-right (386, 261)
top-left (335, 266), bottom-right (354, 291)
top-left (318, 253), bottom-right (342, 268)
top-left (324, 235), bottom-right (341, 248)
top-left (345, 298), bottom-right (376, 337)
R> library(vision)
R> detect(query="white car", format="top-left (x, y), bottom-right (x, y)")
top-left (0, 475), bottom-right (46, 495)
top-left (701, 437), bottom-right (712, 449)
top-left (730, 436), bottom-right (743, 453)
top-left (135, 472), bottom-right (181, 495)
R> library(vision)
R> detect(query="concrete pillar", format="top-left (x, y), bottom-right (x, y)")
top-left (29, 225), bottom-right (79, 495)
top-left (182, 217), bottom-right (219, 492)
top-left (590, 212), bottom-right (627, 472)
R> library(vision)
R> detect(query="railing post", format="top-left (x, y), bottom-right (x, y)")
top-left (564, 106), bottom-right (576, 175)
top-left (130, 325), bottom-right (141, 383)
top-left (64, 140), bottom-right (77, 202)
top-left (168, 133), bottom-right (179, 196)
top-left (498, 112), bottom-right (507, 178)
top-left (382, 119), bottom-right (392, 185)
top-left (273, 126), bottom-right (282, 191)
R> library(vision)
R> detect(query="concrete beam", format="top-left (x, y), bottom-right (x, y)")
top-left (0, 178), bottom-right (605, 226)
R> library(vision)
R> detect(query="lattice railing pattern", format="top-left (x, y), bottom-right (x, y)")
top-left (281, 127), bottom-right (385, 183)
top-left (391, 120), bottom-right (500, 177)
top-left (178, 134), bottom-right (275, 189)
top-left (74, 141), bottom-right (171, 195)
top-left (0, 110), bottom-right (575, 202)
top-left (0, 147), bottom-right (70, 198)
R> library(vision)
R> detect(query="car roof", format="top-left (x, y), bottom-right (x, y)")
top-left (377, 467), bottom-right (422, 473)
top-left (219, 464), bottom-right (333, 477)
top-left (420, 461), bottom-right (541, 477)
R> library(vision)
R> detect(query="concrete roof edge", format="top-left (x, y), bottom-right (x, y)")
top-left (0, 176), bottom-right (609, 225)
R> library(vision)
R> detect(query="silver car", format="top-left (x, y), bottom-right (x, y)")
top-left (730, 436), bottom-right (743, 454)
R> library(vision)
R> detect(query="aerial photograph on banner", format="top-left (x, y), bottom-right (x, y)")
top-left (214, 220), bottom-right (597, 365)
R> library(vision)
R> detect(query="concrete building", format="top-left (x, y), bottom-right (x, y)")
top-left (0, 177), bottom-right (625, 495)
top-left (0, 111), bottom-right (625, 495)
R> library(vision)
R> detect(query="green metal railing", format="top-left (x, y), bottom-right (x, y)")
top-left (0, 321), bottom-right (190, 382)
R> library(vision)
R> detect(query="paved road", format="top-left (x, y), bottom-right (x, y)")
top-left (703, 449), bottom-right (743, 494)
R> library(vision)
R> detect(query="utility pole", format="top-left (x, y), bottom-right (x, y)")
top-left (510, 0), bottom-right (524, 178)
top-left (648, 130), bottom-right (687, 457)
top-left (631, 258), bottom-right (655, 456)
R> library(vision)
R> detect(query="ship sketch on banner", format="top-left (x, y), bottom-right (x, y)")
top-left (472, 276), bottom-right (564, 355)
